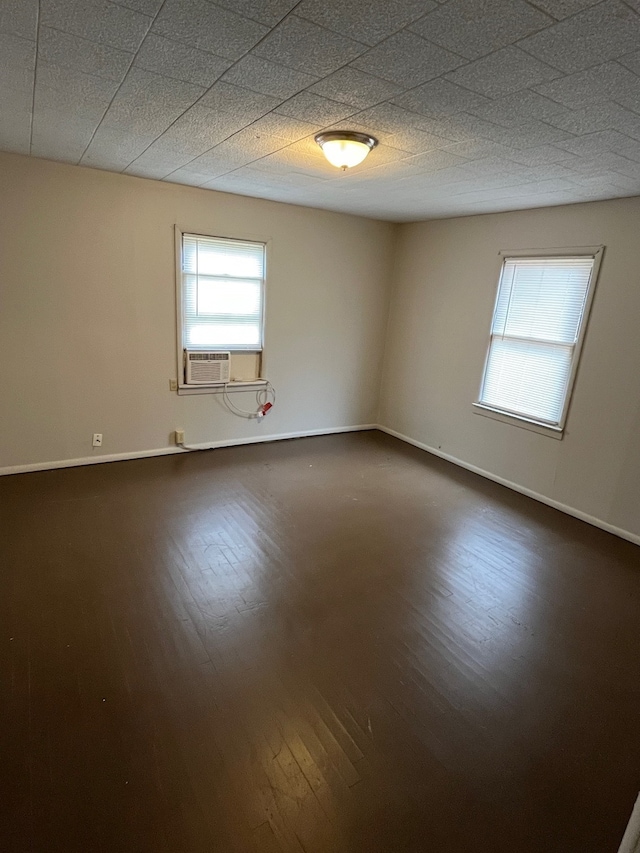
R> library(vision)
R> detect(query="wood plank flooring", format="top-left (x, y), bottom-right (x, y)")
top-left (1, 431), bottom-right (639, 853)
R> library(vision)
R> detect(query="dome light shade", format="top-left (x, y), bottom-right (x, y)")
top-left (315, 131), bottom-right (378, 170)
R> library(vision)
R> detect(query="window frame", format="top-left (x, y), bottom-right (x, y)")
top-left (473, 245), bottom-right (604, 439)
top-left (174, 226), bottom-right (270, 395)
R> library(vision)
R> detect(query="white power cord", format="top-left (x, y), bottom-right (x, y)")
top-left (176, 381), bottom-right (277, 451)
top-left (222, 380), bottom-right (276, 419)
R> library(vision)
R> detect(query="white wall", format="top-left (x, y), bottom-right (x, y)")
top-left (379, 198), bottom-right (640, 542)
top-left (0, 152), bottom-right (396, 471)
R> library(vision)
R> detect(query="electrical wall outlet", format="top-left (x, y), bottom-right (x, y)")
top-left (175, 429), bottom-right (185, 445)
top-left (169, 379), bottom-right (178, 391)
top-left (92, 434), bottom-right (103, 447)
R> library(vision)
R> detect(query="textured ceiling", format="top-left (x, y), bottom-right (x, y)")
top-left (4, 0), bottom-right (640, 220)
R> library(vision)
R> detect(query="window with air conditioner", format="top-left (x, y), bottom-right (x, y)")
top-left (176, 231), bottom-right (266, 390)
top-left (475, 248), bottom-right (603, 437)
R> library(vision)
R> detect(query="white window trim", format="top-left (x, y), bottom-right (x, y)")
top-left (174, 225), bottom-right (271, 395)
top-left (473, 245), bottom-right (604, 438)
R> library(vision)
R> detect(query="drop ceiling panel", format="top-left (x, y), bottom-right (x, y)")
top-left (38, 27), bottom-right (132, 82)
top-left (0, 32), bottom-right (36, 93)
top-left (308, 67), bottom-right (402, 109)
top-left (409, 0), bottom-right (552, 60)
top-left (0, 0), bottom-right (39, 39)
top-left (534, 61), bottom-right (640, 111)
top-left (116, 0), bottom-right (164, 14)
top-left (40, 0), bottom-right (153, 52)
top-left (212, 0), bottom-right (300, 27)
top-left (391, 78), bottom-right (492, 118)
top-left (547, 103), bottom-right (640, 139)
top-left (35, 61), bottom-right (121, 119)
top-left (133, 33), bottom-right (232, 87)
top-left (274, 91), bottom-right (356, 124)
top-left (466, 90), bottom-right (569, 127)
top-left (529, 0), bottom-right (599, 17)
top-left (31, 114), bottom-right (98, 162)
top-left (197, 81), bottom-right (280, 121)
top-left (6, 0), bottom-right (640, 220)
top-left (445, 46), bottom-right (561, 97)
top-left (352, 30), bottom-right (465, 87)
top-left (0, 116), bottom-right (31, 154)
top-left (221, 56), bottom-right (318, 99)
top-left (295, 0), bottom-right (436, 46)
top-left (251, 15), bottom-right (365, 75)
top-left (151, 0), bottom-right (268, 59)
top-left (518, 1), bottom-right (640, 73)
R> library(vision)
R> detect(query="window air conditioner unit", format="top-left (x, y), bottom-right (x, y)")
top-left (185, 350), bottom-right (231, 384)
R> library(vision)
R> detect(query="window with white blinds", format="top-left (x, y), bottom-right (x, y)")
top-left (181, 233), bottom-right (265, 351)
top-left (477, 253), bottom-right (600, 430)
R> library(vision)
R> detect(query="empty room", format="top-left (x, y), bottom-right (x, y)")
top-left (2, 0), bottom-right (640, 851)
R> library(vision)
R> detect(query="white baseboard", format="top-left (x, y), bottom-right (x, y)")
top-left (619, 793), bottom-right (640, 853)
top-left (4, 422), bottom-right (638, 548)
top-left (377, 424), bottom-right (640, 548)
top-left (0, 424), bottom-right (377, 477)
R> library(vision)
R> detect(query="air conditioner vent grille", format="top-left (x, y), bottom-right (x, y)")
top-left (185, 350), bottom-right (230, 384)
top-left (189, 352), bottom-right (228, 361)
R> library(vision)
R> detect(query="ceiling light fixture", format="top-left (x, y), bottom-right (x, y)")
top-left (314, 131), bottom-right (378, 170)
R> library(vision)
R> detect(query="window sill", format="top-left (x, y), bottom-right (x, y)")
top-left (473, 403), bottom-right (564, 440)
top-left (178, 380), bottom-right (268, 396)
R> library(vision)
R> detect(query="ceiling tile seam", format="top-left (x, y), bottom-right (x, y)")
top-left (157, 94), bottom-right (383, 182)
top-left (135, 24), bottom-right (264, 61)
top-left (77, 0), bottom-right (170, 165)
top-left (406, 5), bottom-right (557, 60)
top-left (38, 2), bottom-right (639, 209)
top-left (156, 39), bottom-right (501, 180)
top-left (158, 81), bottom-right (521, 185)
top-left (512, 3), bottom-right (640, 75)
top-left (237, 17), bottom-right (472, 84)
top-left (610, 97), bottom-right (640, 122)
top-left (153, 120), bottom-right (319, 180)
top-left (560, 145), bottom-right (640, 170)
top-left (611, 59), bottom-right (640, 116)
top-left (504, 42), bottom-right (572, 76)
top-left (161, 130), bottom-right (417, 184)
top-left (28, 0), bottom-right (41, 156)
top-left (521, 0), bottom-right (563, 23)
top-left (156, 87), bottom-right (457, 183)
top-left (366, 26), bottom-right (471, 66)
top-left (171, 129), bottom-right (480, 188)
top-left (108, 0), bottom-right (155, 16)
top-left (132, 47), bottom-right (230, 88)
top-left (218, 51), bottom-right (320, 82)
top-left (527, 60), bottom-right (640, 118)
top-left (521, 0), bottom-right (631, 26)
top-left (119, 0), bottom-right (338, 172)
top-left (465, 112), bottom-right (580, 144)
top-left (619, 0), bottom-right (640, 16)
top-left (42, 0), bottom-right (490, 180)
top-left (100, 0), bottom-right (154, 22)
top-left (293, 7), bottom-right (423, 49)
top-left (198, 0), bottom-right (302, 32)
top-left (558, 126), bottom-right (640, 150)
top-left (38, 23), bottom-right (136, 60)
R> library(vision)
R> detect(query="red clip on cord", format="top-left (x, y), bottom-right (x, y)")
top-left (259, 402), bottom-right (273, 416)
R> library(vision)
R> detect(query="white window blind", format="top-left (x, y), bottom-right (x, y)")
top-left (182, 233), bottom-right (265, 351)
top-left (478, 255), bottom-right (596, 428)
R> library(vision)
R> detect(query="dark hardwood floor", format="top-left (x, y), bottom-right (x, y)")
top-left (1, 431), bottom-right (639, 853)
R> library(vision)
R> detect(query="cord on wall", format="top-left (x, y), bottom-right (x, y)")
top-left (176, 382), bottom-right (277, 451)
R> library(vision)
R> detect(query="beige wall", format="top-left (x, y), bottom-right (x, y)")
top-left (379, 198), bottom-right (640, 541)
top-left (0, 152), bottom-right (396, 470)
top-left (2, 151), bottom-right (638, 543)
